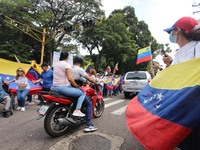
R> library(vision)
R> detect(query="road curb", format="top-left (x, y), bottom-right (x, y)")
top-left (49, 130), bottom-right (124, 150)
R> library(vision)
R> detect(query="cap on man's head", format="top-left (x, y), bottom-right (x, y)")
top-left (41, 62), bottom-right (49, 67)
top-left (164, 17), bottom-right (198, 34)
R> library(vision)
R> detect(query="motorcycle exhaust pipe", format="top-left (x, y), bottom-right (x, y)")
top-left (57, 118), bottom-right (80, 126)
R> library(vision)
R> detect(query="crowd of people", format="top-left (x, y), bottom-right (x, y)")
top-left (0, 63), bottom-right (54, 117)
top-left (1, 14), bottom-right (200, 149)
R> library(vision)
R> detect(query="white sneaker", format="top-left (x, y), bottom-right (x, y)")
top-left (84, 125), bottom-right (98, 132)
top-left (28, 102), bottom-right (35, 105)
top-left (34, 99), bottom-right (40, 103)
top-left (21, 107), bottom-right (25, 112)
top-left (16, 107), bottom-right (22, 111)
top-left (72, 110), bottom-right (85, 117)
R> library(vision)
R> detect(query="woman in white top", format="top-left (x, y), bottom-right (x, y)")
top-left (10, 68), bottom-right (30, 112)
top-left (52, 52), bottom-right (86, 117)
top-left (164, 16), bottom-right (200, 150)
top-left (163, 17), bottom-right (200, 65)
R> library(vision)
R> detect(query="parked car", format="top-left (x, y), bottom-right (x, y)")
top-left (123, 71), bottom-right (151, 98)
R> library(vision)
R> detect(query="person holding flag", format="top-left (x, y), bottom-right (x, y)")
top-left (126, 16), bottom-right (200, 150)
top-left (32, 62), bottom-right (53, 105)
top-left (9, 68), bottom-right (30, 112)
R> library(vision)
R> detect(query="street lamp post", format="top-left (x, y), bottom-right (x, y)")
top-left (0, 15), bottom-right (50, 66)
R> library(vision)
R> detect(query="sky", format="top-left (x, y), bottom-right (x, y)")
top-left (100, 0), bottom-right (200, 64)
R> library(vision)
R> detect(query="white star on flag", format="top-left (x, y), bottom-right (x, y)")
top-left (157, 93), bottom-right (164, 101)
top-left (143, 99), bottom-right (148, 104)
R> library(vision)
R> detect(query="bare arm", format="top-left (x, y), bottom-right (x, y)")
top-left (84, 74), bottom-right (99, 85)
top-left (18, 84), bottom-right (28, 88)
top-left (66, 68), bottom-right (79, 88)
top-left (32, 78), bottom-right (42, 84)
top-left (8, 79), bottom-right (15, 83)
top-left (163, 54), bottom-right (173, 67)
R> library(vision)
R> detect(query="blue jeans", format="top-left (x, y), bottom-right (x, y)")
top-left (52, 86), bottom-right (85, 110)
top-left (27, 95), bottom-right (32, 102)
top-left (107, 89), bottom-right (113, 96)
top-left (16, 89), bottom-right (30, 107)
top-left (83, 96), bottom-right (92, 126)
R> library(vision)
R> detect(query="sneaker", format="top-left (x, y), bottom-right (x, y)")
top-left (2, 109), bottom-right (10, 118)
top-left (28, 102), bottom-right (35, 105)
top-left (84, 125), bottom-right (98, 132)
top-left (34, 99), bottom-right (40, 103)
top-left (16, 107), bottom-right (22, 111)
top-left (72, 110), bottom-right (86, 117)
top-left (21, 107), bottom-right (25, 112)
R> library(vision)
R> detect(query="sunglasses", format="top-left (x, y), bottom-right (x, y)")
top-left (17, 70), bottom-right (23, 72)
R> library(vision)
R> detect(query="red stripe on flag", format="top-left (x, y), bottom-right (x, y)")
top-left (25, 72), bottom-right (37, 81)
top-left (136, 56), bottom-right (151, 64)
top-left (126, 96), bottom-right (192, 150)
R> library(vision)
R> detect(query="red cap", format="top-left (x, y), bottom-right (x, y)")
top-left (164, 17), bottom-right (198, 33)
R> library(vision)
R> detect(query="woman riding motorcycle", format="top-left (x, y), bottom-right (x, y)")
top-left (52, 52), bottom-right (97, 132)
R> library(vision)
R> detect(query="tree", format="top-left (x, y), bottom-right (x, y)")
top-left (0, 0), bottom-right (104, 63)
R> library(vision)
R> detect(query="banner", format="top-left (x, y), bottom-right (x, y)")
top-left (52, 51), bottom-right (60, 67)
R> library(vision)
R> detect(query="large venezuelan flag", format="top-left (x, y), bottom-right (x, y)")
top-left (126, 58), bottom-right (200, 150)
top-left (136, 46), bottom-right (151, 64)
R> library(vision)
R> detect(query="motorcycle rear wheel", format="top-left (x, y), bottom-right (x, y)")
top-left (44, 105), bottom-right (71, 138)
top-left (93, 100), bottom-right (104, 118)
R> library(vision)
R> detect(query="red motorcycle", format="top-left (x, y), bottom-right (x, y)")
top-left (37, 84), bottom-right (104, 137)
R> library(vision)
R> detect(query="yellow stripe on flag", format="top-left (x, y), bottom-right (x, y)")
top-left (84, 63), bottom-right (91, 70)
top-left (138, 46), bottom-right (151, 54)
top-left (31, 61), bottom-right (42, 74)
top-left (150, 58), bottom-right (200, 89)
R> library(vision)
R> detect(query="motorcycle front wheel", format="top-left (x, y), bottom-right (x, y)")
top-left (44, 105), bottom-right (71, 138)
top-left (93, 100), bottom-right (105, 118)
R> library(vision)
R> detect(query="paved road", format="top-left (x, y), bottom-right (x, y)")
top-left (0, 94), bottom-right (144, 150)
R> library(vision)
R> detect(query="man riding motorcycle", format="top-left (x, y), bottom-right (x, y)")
top-left (72, 55), bottom-right (99, 132)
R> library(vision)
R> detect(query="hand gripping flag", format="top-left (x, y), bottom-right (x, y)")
top-left (26, 61), bottom-right (41, 81)
top-left (126, 58), bottom-right (200, 150)
top-left (136, 46), bottom-right (152, 64)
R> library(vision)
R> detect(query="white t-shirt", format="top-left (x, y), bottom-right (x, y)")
top-left (53, 61), bottom-right (71, 86)
top-left (15, 76), bottom-right (30, 90)
top-left (172, 41), bottom-right (200, 65)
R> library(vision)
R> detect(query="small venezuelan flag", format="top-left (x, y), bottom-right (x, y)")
top-left (113, 62), bottom-right (119, 74)
top-left (136, 46), bottom-right (152, 64)
top-left (85, 65), bottom-right (91, 73)
top-left (26, 61), bottom-right (41, 81)
top-left (105, 66), bottom-right (111, 73)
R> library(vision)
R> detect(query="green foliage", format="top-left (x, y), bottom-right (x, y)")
top-left (79, 6), bottom-right (163, 73)
top-left (0, 0), bottom-right (103, 63)
top-left (0, 1), bottom-right (170, 74)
